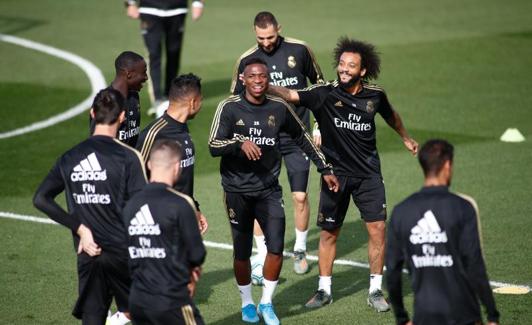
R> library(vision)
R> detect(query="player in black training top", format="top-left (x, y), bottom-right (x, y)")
top-left (386, 139), bottom-right (500, 325)
top-left (34, 88), bottom-right (147, 325)
top-left (230, 11), bottom-right (324, 276)
top-left (136, 73), bottom-right (207, 234)
top-left (90, 51), bottom-right (148, 147)
top-left (124, 139), bottom-right (206, 325)
top-left (209, 58), bottom-right (338, 325)
top-left (268, 37), bottom-right (418, 312)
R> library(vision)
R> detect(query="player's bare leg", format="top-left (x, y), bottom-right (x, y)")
top-left (292, 191), bottom-right (310, 274)
top-left (305, 228), bottom-right (340, 308)
top-left (366, 220), bottom-right (390, 312)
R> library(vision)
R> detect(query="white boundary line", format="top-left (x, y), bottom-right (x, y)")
top-left (0, 33), bottom-right (106, 139)
top-left (1, 211), bottom-right (529, 291)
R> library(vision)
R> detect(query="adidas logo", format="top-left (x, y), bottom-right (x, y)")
top-left (409, 210), bottom-right (447, 244)
top-left (70, 153), bottom-right (107, 182)
top-left (334, 101), bottom-right (343, 107)
top-left (236, 119), bottom-right (245, 126)
top-left (128, 204), bottom-right (161, 236)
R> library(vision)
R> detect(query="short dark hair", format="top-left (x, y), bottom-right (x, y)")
top-left (149, 138), bottom-right (182, 162)
top-left (168, 73), bottom-right (202, 102)
top-left (254, 11), bottom-right (278, 28)
top-left (91, 88), bottom-right (125, 125)
top-left (114, 51), bottom-right (144, 73)
top-left (418, 139), bottom-right (454, 177)
top-left (244, 57), bottom-right (267, 69)
top-left (333, 37), bottom-right (381, 80)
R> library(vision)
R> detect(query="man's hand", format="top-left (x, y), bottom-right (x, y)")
top-left (197, 211), bottom-right (208, 235)
top-left (241, 140), bottom-right (262, 161)
top-left (191, 6), bottom-right (203, 21)
top-left (323, 174), bottom-right (339, 192)
top-left (76, 224), bottom-right (101, 256)
top-left (188, 266), bottom-right (202, 297)
top-left (403, 137), bottom-right (418, 156)
top-left (126, 5), bottom-right (140, 19)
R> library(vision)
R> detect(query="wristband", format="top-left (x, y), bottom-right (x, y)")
top-left (192, 1), bottom-right (204, 9)
top-left (124, 0), bottom-right (137, 7)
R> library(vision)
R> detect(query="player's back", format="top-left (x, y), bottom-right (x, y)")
top-left (124, 182), bottom-right (205, 310)
top-left (59, 135), bottom-right (146, 253)
top-left (390, 186), bottom-right (483, 324)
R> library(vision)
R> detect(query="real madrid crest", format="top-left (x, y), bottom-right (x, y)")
top-left (268, 115), bottom-right (276, 127)
top-left (366, 100), bottom-right (375, 113)
top-left (228, 208), bottom-right (236, 219)
top-left (287, 56), bottom-right (296, 68)
top-left (318, 213), bottom-right (324, 223)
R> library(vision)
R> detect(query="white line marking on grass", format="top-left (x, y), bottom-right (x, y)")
top-left (0, 34), bottom-right (106, 139)
top-left (1, 211), bottom-right (529, 291)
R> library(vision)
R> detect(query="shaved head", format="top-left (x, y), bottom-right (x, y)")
top-left (148, 139), bottom-right (182, 171)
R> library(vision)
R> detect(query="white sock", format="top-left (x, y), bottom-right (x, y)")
top-left (294, 228), bottom-right (308, 252)
top-left (107, 312), bottom-right (130, 325)
top-left (369, 274), bottom-right (383, 293)
top-left (238, 283), bottom-right (254, 307)
top-left (260, 279), bottom-right (278, 304)
top-left (254, 235), bottom-right (267, 258)
top-left (318, 276), bottom-right (332, 295)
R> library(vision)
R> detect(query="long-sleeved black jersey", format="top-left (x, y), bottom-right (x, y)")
top-left (209, 94), bottom-right (331, 193)
top-left (33, 135), bottom-right (147, 254)
top-left (386, 186), bottom-right (500, 325)
top-left (297, 81), bottom-right (393, 177)
top-left (90, 87), bottom-right (141, 147)
top-left (136, 113), bottom-right (199, 209)
top-left (123, 182), bottom-right (206, 310)
top-left (231, 36), bottom-right (324, 152)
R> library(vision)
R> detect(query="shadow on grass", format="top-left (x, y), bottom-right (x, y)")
top-left (0, 15), bottom-right (47, 35)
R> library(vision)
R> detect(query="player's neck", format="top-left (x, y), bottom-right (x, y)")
top-left (424, 176), bottom-right (450, 187)
top-left (244, 92), bottom-right (265, 105)
top-left (149, 175), bottom-right (174, 187)
top-left (345, 81), bottom-right (363, 95)
top-left (166, 103), bottom-right (188, 123)
top-left (110, 78), bottom-right (128, 98)
top-left (93, 124), bottom-right (119, 138)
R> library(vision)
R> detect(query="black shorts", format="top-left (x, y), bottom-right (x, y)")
top-left (317, 175), bottom-right (386, 230)
top-left (72, 251), bottom-right (130, 319)
top-left (130, 302), bottom-right (204, 325)
top-left (282, 149), bottom-right (310, 193)
top-left (224, 186), bottom-right (286, 260)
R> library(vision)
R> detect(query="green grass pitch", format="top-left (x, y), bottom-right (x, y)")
top-left (1, 0), bottom-right (531, 324)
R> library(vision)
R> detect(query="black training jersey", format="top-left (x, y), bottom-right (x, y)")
top-left (124, 182), bottom-right (205, 310)
top-left (90, 87), bottom-right (141, 147)
top-left (208, 94), bottom-right (331, 193)
top-left (231, 36), bottom-right (324, 151)
top-left (33, 135), bottom-right (147, 254)
top-left (136, 113), bottom-right (199, 209)
top-left (298, 81), bottom-right (393, 177)
top-left (386, 186), bottom-right (499, 325)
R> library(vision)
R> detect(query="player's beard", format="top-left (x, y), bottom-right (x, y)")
top-left (337, 72), bottom-right (361, 89)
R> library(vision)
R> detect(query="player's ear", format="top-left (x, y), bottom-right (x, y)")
top-left (147, 160), bottom-right (153, 172)
top-left (361, 68), bottom-right (367, 77)
top-left (276, 24), bottom-right (282, 34)
top-left (89, 108), bottom-right (95, 119)
top-left (118, 110), bottom-right (126, 123)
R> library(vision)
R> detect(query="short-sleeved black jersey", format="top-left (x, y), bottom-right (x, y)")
top-left (231, 37), bottom-right (324, 150)
top-left (90, 87), bottom-right (141, 147)
top-left (124, 182), bottom-right (205, 311)
top-left (136, 113), bottom-right (199, 209)
top-left (386, 186), bottom-right (499, 325)
top-left (298, 81), bottom-right (393, 177)
top-left (33, 135), bottom-right (147, 254)
top-left (208, 94), bottom-right (331, 193)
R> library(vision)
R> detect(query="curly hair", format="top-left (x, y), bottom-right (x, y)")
top-left (333, 36), bottom-right (381, 80)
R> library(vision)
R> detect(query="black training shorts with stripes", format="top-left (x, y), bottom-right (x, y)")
top-left (130, 302), bottom-right (204, 325)
top-left (317, 175), bottom-right (387, 230)
top-left (224, 186), bottom-right (286, 260)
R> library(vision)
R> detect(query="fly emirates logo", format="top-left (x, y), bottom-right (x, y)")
top-left (235, 127), bottom-right (276, 146)
top-left (334, 113), bottom-right (371, 132)
top-left (71, 153), bottom-right (111, 205)
top-left (269, 71), bottom-right (299, 87)
top-left (410, 210), bottom-right (453, 268)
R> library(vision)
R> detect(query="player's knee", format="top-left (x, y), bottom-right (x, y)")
top-left (292, 192), bottom-right (308, 206)
top-left (320, 228), bottom-right (339, 245)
